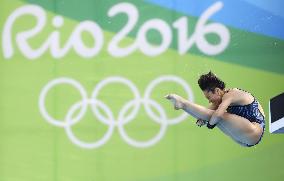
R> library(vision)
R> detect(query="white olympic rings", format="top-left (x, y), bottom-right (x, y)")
top-left (39, 75), bottom-right (194, 149)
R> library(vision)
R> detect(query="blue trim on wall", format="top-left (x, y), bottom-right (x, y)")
top-left (145, 0), bottom-right (284, 40)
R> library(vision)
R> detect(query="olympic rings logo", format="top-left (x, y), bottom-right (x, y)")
top-left (39, 75), bottom-right (194, 149)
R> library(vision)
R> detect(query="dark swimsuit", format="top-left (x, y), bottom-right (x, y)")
top-left (226, 89), bottom-right (265, 147)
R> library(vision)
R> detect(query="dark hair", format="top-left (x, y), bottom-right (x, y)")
top-left (198, 71), bottom-right (225, 92)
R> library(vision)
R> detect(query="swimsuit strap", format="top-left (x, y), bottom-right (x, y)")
top-left (226, 88), bottom-right (256, 107)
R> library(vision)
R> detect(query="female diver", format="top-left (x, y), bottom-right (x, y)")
top-left (165, 71), bottom-right (265, 147)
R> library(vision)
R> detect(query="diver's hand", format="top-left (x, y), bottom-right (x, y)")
top-left (196, 119), bottom-right (207, 127)
top-left (165, 94), bottom-right (185, 110)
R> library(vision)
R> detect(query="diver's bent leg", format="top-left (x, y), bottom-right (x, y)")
top-left (166, 94), bottom-right (215, 121)
top-left (217, 122), bottom-right (247, 147)
top-left (181, 100), bottom-right (215, 121)
top-left (218, 113), bottom-right (263, 145)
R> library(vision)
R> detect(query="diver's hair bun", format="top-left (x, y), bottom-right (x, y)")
top-left (198, 71), bottom-right (225, 92)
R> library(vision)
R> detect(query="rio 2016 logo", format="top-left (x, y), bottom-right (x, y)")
top-left (3, 1), bottom-right (230, 59)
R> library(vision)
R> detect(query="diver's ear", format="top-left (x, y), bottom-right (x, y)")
top-left (215, 88), bottom-right (221, 95)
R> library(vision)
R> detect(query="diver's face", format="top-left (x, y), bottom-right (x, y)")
top-left (203, 88), bottom-right (222, 104)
